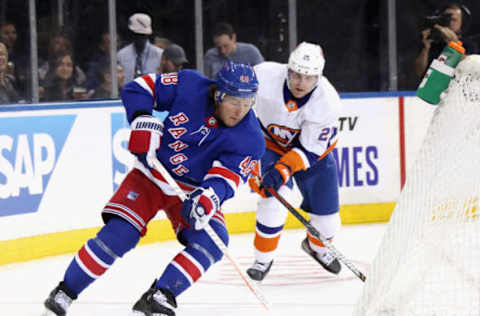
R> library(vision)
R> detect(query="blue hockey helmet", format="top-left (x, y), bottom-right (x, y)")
top-left (215, 61), bottom-right (258, 101)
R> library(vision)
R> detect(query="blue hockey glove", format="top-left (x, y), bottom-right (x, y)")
top-left (180, 187), bottom-right (220, 230)
top-left (128, 115), bottom-right (164, 170)
top-left (260, 162), bottom-right (292, 196)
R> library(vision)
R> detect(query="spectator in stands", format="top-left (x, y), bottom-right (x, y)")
top-left (414, 3), bottom-right (478, 77)
top-left (203, 22), bottom-right (264, 78)
top-left (154, 36), bottom-right (171, 49)
top-left (91, 61), bottom-right (125, 99)
top-left (158, 43), bottom-right (189, 73)
top-left (41, 52), bottom-right (87, 102)
top-left (0, 41), bottom-right (20, 104)
top-left (86, 31), bottom-right (120, 95)
top-left (0, 22), bottom-right (17, 76)
top-left (1, 21), bottom-right (27, 98)
top-left (117, 13), bottom-right (163, 83)
top-left (39, 33), bottom-right (86, 86)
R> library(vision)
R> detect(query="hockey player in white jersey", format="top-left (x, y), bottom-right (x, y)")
top-left (247, 42), bottom-right (343, 281)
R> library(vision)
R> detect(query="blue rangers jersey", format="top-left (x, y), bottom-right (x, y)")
top-left (121, 70), bottom-right (265, 204)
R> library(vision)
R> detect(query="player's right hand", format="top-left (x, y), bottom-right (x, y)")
top-left (180, 187), bottom-right (220, 230)
top-left (128, 115), bottom-right (164, 170)
top-left (260, 162), bottom-right (291, 196)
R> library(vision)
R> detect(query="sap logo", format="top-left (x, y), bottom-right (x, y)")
top-left (111, 113), bottom-right (134, 191)
top-left (0, 115), bottom-right (75, 216)
top-left (266, 124), bottom-right (300, 147)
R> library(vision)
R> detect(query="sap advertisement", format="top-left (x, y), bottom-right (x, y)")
top-left (0, 96), bottom-right (434, 240)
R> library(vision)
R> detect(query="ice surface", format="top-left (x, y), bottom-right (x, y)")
top-left (0, 224), bottom-right (386, 316)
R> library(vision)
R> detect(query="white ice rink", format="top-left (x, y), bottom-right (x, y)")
top-left (0, 224), bottom-right (386, 316)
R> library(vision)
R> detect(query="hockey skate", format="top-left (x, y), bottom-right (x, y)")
top-left (131, 282), bottom-right (177, 316)
top-left (246, 260), bottom-right (273, 281)
top-left (301, 238), bottom-right (341, 274)
top-left (43, 281), bottom-right (77, 316)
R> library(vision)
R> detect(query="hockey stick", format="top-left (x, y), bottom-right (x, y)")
top-left (151, 159), bottom-right (271, 310)
top-left (265, 187), bottom-right (367, 282)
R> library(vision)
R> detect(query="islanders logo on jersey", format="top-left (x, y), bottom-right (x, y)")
top-left (285, 100), bottom-right (298, 112)
top-left (267, 124), bottom-right (300, 147)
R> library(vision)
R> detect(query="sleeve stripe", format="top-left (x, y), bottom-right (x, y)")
top-left (318, 139), bottom-right (338, 160)
top-left (292, 147), bottom-right (311, 169)
top-left (279, 149), bottom-right (307, 173)
top-left (134, 74), bottom-right (156, 96)
top-left (204, 166), bottom-right (241, 192)
top-left (265, 138), bottom-right (288, 155)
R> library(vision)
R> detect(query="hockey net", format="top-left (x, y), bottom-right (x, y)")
top-left (353, 55), bottom-right (480, 316)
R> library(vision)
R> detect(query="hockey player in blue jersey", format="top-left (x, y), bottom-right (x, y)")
top-left (43, 61), bottom-right (264, 316)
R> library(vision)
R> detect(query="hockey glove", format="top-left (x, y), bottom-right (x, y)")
top-left (248, 175), bottom-right (268, 198)
top-left (261, 149), bottom-right (308, 196)
top-left (180, 187), bottom-right (220, 230)
top-left (260, 162), bottom-right (291, 196)
top-left (128, 115), bottom-right (164, 170)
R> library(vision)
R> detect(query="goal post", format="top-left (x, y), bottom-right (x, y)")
top-left (353, 55), bottom-right (480, 316)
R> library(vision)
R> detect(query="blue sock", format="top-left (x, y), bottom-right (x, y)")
top-left (155, 220), bottom-right (228, 296)
top-left (63, 217), bottom-right (140, 295)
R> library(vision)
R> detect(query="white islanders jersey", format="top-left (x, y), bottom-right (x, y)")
top-left (253, 61), bottom-right (342, 168)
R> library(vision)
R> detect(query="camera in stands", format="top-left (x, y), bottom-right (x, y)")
top-left (423, 12), bottom-right (452, 29)
top-left (422, 13), bottom-right (452, 42)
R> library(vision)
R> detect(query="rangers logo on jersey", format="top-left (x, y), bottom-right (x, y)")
top-left (206, 116), bottom-right (218, 128)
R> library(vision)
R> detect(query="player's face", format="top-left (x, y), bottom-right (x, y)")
top-left (288, 70), bottom-right (318, 98)
top-left (214, 34), bottom-right (237, 57)
top-left (216, 95), bottom-right (253, 127)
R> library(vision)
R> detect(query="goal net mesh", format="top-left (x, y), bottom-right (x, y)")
top-left (353, 55), bottom-right (480, 316)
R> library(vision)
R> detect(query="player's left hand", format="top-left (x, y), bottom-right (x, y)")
top-left (248, 176), bottom-right (268, 198)
top-left (260, 162), bottom-right (291, 196)
top-left (180, 187), bottom-right (220, 230)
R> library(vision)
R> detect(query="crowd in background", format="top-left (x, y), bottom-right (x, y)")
top-left (0, 13), bottom-right (264, 104)
top-left (0, 0), bottom-right (479, 105)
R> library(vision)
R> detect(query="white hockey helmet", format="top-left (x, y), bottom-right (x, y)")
top-left (288, 42), bottom-right (325, 76)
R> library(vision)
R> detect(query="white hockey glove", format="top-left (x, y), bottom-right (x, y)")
top-left (180, 187), bottom-right (220, 230)
top-left (128, 115), bottom-right (164, 170)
